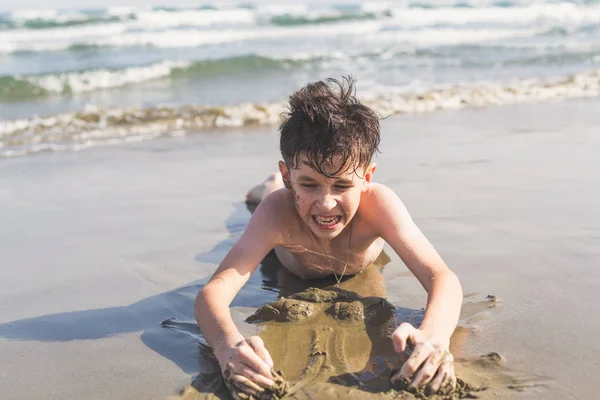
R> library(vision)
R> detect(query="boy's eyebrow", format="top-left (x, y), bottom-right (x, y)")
top-left (297, 175), bottom-right (317, 181)
top-left (296, 175), bottom-right (353, 184)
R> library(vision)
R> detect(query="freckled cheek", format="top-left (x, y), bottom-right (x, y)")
top-left (337, 200), bottom-right (351, 218)
top-left (294, 194), bottom-right (312, 215)
top-left (340, 196), bottom-right (359, 219)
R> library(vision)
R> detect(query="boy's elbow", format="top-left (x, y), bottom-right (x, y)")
top-left (194, 279), bottom-right (229, 316)
top-left (431, 268), bottom-right (462, 294)
top-left (444, 269), bottom-right (463, 298)
top-left (194, 288), bottom-right (206, 317)
top-left (195, 286), bottom-right (207, 305)
top-left (194, 284), bottom-right (214, 319)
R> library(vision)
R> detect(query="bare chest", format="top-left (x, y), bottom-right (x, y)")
top-left (275, 225), bottom-right (384, 280)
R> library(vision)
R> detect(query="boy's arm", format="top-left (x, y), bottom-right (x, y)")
top-left (364, 184), bottom-right (463, 391)
top-left (195, 195), bottom-right (282, 391)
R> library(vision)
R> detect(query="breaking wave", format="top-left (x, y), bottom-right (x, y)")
top-left (2, 68), bottom-right (599, 158)
top-left (0, 55), bottom-right (311, 100)
top-left (2, 2), bottom-right (600, 54)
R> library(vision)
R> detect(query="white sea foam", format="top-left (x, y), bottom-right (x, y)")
top-left (0, 102), bottom-right (286, 157)
top-left (0, 20), bottom-right (382, 53)
top-left (387, 3), bottom-right (600, 27)
top-left (4, 2), bottom-right (599, 54)
top-left (253, 4), bottom-right (309, 16)
top-left (106, 6), bottom-right (151, 16)
top-left (0, 23), bottom-right (127, 53)
top-left (23, 60), bottom-right (191, 94)
top-left (2, 23), bottom-right (541, 54)
top-left (132, 9), bottom-right (255, 28)
top-left (9, 9), bottom-right (59, 21)
top-left (365, 69), bottom-right (600, 115)
top-left (361, 2), bottom-right (394, 13)
top-left (374, 27), bottom-right (541, 46)
top-left (276, 50), bottom-right (346, 62)
top-left (2, 69), bottom-right (599, 158)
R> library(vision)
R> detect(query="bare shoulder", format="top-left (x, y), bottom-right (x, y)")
top-left (361, 182), bottom-right (405, 210)
top-left (255, 187), bottom-right (296, 218)
top-left (248, 188), bottom-right (298, 243)
top-left (359, 183), bottom-right (413, 234)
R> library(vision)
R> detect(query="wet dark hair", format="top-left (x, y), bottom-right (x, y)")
top-left (279, 76), bottom-right (380, 177)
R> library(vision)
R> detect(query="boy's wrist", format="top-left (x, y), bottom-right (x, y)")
top-left (215, 333), bottom-right (245, 357)
top-left (417, 325), bottom-right (451, 348)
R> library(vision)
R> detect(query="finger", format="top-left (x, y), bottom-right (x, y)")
top-left (247, 336), bottom-right (274, 368)
top-left (227, 373), bottom-right (263, 397)
top-left (428, 360), bottom-right (455, 395)
top-left (237, 344), bottom-right (274, 379)
top-left (441, 363), bottom-right (457, 394)
top-left (427, 370), bottom-right (447, 395)
top-left (394, 342), bottom-right (433, 381)
top-left (409, 346), bottom-right (446, 388)
top-left (391, 323), bottom-right (416, 353)
top-left (237, 364), bottom-right (275, 389)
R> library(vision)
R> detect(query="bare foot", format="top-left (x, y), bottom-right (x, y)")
top-left (246, 172), bottom-right (284, 205)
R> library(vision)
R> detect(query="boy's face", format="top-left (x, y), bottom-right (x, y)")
top-left (279, 154), bottom-right (376, 240)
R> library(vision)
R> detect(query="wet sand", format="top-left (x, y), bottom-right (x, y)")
top-left (1, 97), bottom-right (600, 399)
top-left (173, 269), bottom-right (531, 400)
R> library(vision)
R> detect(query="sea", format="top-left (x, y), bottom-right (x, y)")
top-left (1, 0), bottom-right (600, 158)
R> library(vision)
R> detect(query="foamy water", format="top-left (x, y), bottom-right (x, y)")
top-left (2, 68), bottom-right (599, 158)
top-left (1, 0), bottom-right (600, 157)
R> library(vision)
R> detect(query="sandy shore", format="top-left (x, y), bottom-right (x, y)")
top-left (1, 97), bottom-right (600, 399)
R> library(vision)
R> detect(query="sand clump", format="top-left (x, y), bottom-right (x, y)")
top-left (225, 369), bottom-right (289, 400)
top-left (176, 287), bottom-right (518, 400)
top-left (392, 376), bottom-right (483, 399)
top-left (169, 263), bottom-right (545, 400)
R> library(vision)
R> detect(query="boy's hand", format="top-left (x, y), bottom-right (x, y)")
top-left (218, 336), bottom-right (275, 395)
top-left (390, 322), bottom-right (456, 394)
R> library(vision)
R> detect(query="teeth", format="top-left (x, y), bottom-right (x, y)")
top-left (314, 216), bottom-right (340, 226)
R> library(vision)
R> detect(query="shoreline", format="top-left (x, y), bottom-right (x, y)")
top-left (2, 70), bottom-right (600, 159)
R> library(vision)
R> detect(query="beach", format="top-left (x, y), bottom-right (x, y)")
top-left (2, 1), bottom-right (600, 398)
top-left (1, 96), bottom-right (600, 399)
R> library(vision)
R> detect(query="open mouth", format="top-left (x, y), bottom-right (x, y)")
top-left (312, 215), bottom-right (342, 228)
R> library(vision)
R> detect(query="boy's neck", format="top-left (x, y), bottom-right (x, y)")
top-left (311, 219), bottom-right (353, 252)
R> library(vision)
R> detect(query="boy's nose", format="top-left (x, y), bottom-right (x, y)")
top-left (317, 194), bottom-right (337, 210)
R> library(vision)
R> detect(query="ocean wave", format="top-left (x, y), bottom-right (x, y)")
top-left (127, 8), bottom-right (255, 28)
top-left (0, 102), bottom-right (287, 158)
top-left (0, 15), bottom-right (125, 31)
top-left (375, 26), bottom-right (541, 45)
top-left (0, 8), bottom-right (255, 34)
top-left (3, 2), bottom-right (600, 52)
top-left (0, 21), bottom-right (382, 53)
top-left (0, 55), bottom-right (312, 100)
top-left (386, 3), bottom-right (600, 27)
top-left (3, 2), bottom-right (599, 30)
top-left (267, 12), bottom-right (379, 26)
top-left (0, 60), bottom-right (191, 100)
top-left (2, 68), bottom-right (599, 158)
top-left (1, 23), bottom-right (546, 55)
top-left (402, 0), bottom-right (600, 8)
top-left (0, 23), bottom-right (128, 53)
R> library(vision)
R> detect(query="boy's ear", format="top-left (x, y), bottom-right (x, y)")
top-left (362, 163), bottom-right (377, 192)
top-left (278, 161), bottom-right (292, 190)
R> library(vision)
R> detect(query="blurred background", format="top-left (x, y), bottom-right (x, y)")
top-left (1, 0), bottom-right (599, 157)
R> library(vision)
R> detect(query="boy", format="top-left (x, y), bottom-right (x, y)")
top-left (195, 77), bottom-right (463, 396)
